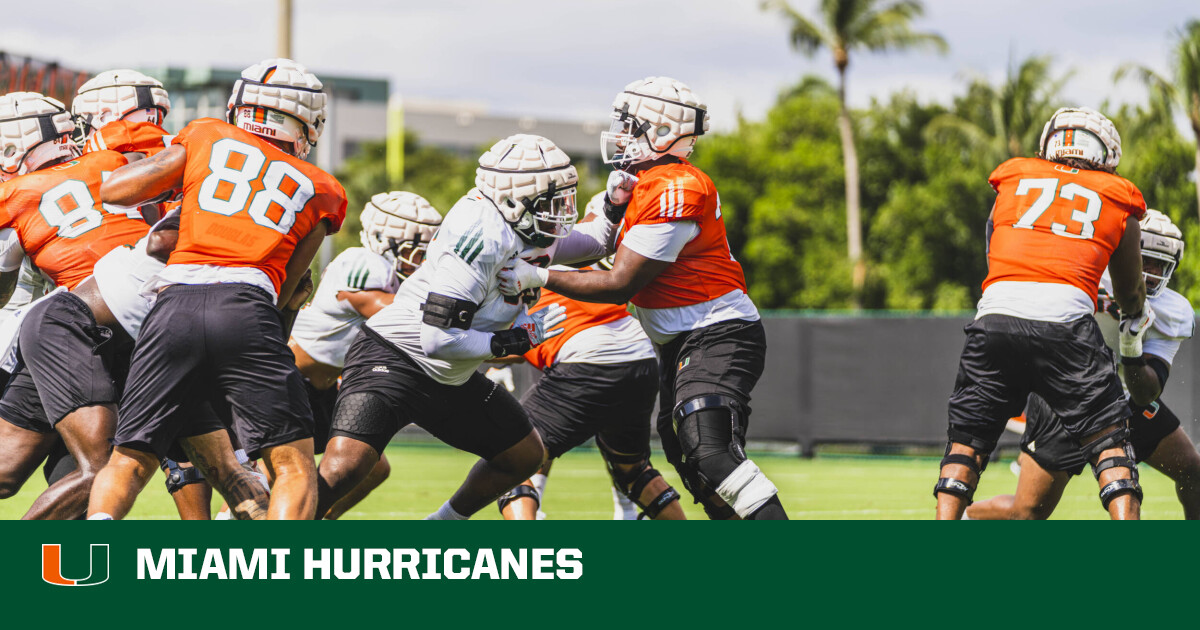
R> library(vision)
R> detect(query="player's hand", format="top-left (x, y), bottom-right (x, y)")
top-left (498, 257), bottom-right (548, 296)
top-left (1119, 306), bottom-right (1157, 358)
top-left (286, 269), bottom-right (314, 311)
top-left (484, 366), bottom-right (516, 392)
top-left (604, 170), bottom-right (639, 223)
top-left (514, 303), bottom-right (567, 347)
top-left (1096, 286), bottom-right (1120, 319)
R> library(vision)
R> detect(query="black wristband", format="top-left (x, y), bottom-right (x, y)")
top-left (491, 328), bottom-right (532, 357)
top-left (1121, 355), bottom-right (1147, 367)
top-left (602, 194), bottom-right (628, 224)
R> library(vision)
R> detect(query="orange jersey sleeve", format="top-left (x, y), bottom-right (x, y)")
top-left (0, 151), bottom-right (149, 289)
top-left (83, 120), bottom-right (175, 157)
top-left (521, 280), bottom-right (631, 371)
top-left (617, 160), bottom-right (748, 309)
top-left (984, 157), bottom-right (1147, 301)
top-left (168, 119), bottom-right (347, 294)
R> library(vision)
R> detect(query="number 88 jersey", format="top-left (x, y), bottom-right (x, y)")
top-left (984, 156), bottom-right (1146, 306)
top-left (169, 119), bottom-right (346, 295)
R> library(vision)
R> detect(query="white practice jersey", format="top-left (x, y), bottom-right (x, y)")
top-left (367, 189), bottom-right (608, 386)
top-left (0, 258), bottom-right (52, 326)
top-left (92, 237), bottom-right (168, 339)
top-left (1096, 270), bottom-right (1194, 384)
top-left (291, 247), bottom-right (400, 369)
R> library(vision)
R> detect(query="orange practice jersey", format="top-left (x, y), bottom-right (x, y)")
top-left (984, 157), bottom-right (1146, 301)
top-left (169, 118), bottom-right (347, 294)
top-left (84, 120), bottom-right (174, 156)
top-left (0, 151), bottom-right (148, 289)
top-left (522, 277), bottom-right (632, 371)
top-left (616, 159), bottom-right (748, 309)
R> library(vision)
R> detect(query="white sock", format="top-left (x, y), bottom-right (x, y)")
top-left (425, 500), bottom-right (469, 521)
top-left (215, 507), bottom-right (233, 521)
top-left (234, 449), bottom-right (250, 465)
top-left (530, 474), bottom-right (548, 500)
top-left (612, 487), bottom-right (637, 520)
top-left (88, 512), bottom-right (114, 521)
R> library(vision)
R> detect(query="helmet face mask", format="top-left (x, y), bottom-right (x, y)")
top-left (359, 190), bottom-right (442, 280)
top-left (474, 134), bottom-right (579, 247)
top-left (512, 181), bottom-right (577, 247)
top-left (1138, 208), bottom-right (1184, 298)
top-left (600, 77), bottom-right (709, 169)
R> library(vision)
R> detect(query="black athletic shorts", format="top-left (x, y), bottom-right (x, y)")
top-left (946, 314), bottom-right (1128, 454)
top-left (306, 378), bottom-right (338, 455)
top-left (522, 358), bottom-right (658, 460)
top-left (114, 283), bottom-right (313, 460)
top-left (331, 327), bottom-right (531, 459)
top-left (1021, 393), bottom-right (1181, 476)
top-left (0, 291), bottom-right (133, 432)
top-left (653, 319), bottom-right (767, 462)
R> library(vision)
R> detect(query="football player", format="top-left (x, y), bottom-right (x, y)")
top-left (498, 195), bottom-right (683, 521)
top-left (315, 134), bottom-right (614, 520)
top-left (500, 77), bottom-right (787, 520)
top-left (933, 107), bottom-right (1149, 520)
top-left (0, 92), bottom-right (151, 518)
top-left (289, 190), bottom-right (442, 519)
top-left (968, 209), bottom-right (1200, 519)
top-left (86, 58), bottom-right (347, 520)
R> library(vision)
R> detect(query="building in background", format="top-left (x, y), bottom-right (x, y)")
top-left (0, 52), bottom-right (90, 105)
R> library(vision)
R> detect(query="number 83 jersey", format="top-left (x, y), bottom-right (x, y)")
top-left (168, 119), bottom-right (346, 296)
top-left (982, 156), bottom-right (1146, 321)
top-left (0, 150), bottom-right (149, 290)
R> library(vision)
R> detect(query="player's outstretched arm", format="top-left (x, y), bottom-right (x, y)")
top-left (1109, 216), bottom-right (1146, 317)
top-left (100, 144), bottom-right (187, 208)
top-left (543, 244), bottom-right (670, 304)
top-left (1124, 354), bottom-right (1166, 407)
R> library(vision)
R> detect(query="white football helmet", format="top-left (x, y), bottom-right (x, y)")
top-left (0, 92), bottom-right (79, 181)
top-left (584, 192), bottom-right (616, 270)
top-left (1039, 107), bottom-right (1121, 171)
top-left (1140, 208), bottom-right (1184, 297)
top-left (72, 69), bottom-right (171, 138)
top-left (227, 58), bottom-right (326, 159)
top-left (476, 134), bottom-right (578, 247)
top-left (360, 190), bottom-right (443, 280)
top-left (601, 76), bottom-right (709, 169)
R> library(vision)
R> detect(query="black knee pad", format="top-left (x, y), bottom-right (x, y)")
top-left (933, 441), bottom-right (986, 503)
top-left (1092, 442), bottom-right (1142, 510)
top-left (496, 484), bottom-right (540, 513)
top-left (597, 440), bottom-right (681, 520)
top-left (673, 394), bottom-right (748, 486)
top-left (1080, 422), bottom-right (1132, 462)
top-left (330, 392), bottom-right (397, 455)
top-left (161, 458), bottom-right (206, 494)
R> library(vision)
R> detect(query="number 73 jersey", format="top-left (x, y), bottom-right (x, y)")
top-left (984, 157), bottom-right (1146, 303)
top-left (169, 119), bottom-right (346, 295)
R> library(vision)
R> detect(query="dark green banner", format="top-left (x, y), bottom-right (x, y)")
top-left (1, 522), bottom-right (1192, 625)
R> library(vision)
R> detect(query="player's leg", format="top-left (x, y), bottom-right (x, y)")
top-left (42, 441), bottom-right (77, 486)
top-left (1039, 317), bottom-right (1142, 520)
top-left (670, 321), bottom-right (782, 520)
top-left (23, 404), bottom-right (117, 520)
top-left (1143, 427), bottom-right (1200, 519)
top-left (425, 372), bottom-right (545, 519)
top-left (87, 446), bottom-right (160, 519)
top-left (598, 436), bottom-right (684, 520)
top-left (324, 454), bottom-right (390, 520)
top-left (966, 453), bottom-right (1071, 520)
top-left (161, 459), bottom-right (213, 520)
top-left (0, 417), bottom-right (57, 500)
top-left (938, 318), bottom-right (1026, 519)
top-left (209, 285), bottom-right (317, 520)
top-left (179, 430), bottom-right (269, 520)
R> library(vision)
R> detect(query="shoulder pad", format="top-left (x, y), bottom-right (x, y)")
top-left (1150, 289), bottom-right (1194, 341)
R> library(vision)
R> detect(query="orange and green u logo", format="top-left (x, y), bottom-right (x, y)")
top-left (42, 543), bottom-right (109, 586)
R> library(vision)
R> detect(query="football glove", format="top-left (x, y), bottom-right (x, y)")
top-left (1096, 286), bottom-right (1120, 319)
top-left (490, 303), bottom-right (567, 357)
top-left (498, 257), bottom-right (548, 297)
top-left (1118, 306), bottom-right (1157, 359)
top-left (603, 170), bottom-right (639, 223)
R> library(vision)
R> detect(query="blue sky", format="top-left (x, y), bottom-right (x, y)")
top-left (2, 1), bottom-right (1196, 129)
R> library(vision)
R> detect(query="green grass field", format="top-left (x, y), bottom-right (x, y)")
top-left (0, 443), bottom-right (1186, 519)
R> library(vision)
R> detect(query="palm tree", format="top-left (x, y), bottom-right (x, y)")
top-left (925, 55), bottom-right (1071, 167)
top-left (1114, 20), bottom-right (1200, 222)
top-left (762, 0), bottom-right (947, 307)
